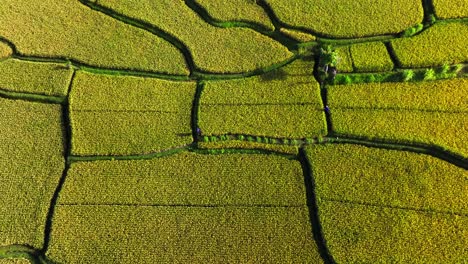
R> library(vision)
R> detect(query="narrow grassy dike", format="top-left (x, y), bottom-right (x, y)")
top-left (298, 148), bottom-right (336, 264)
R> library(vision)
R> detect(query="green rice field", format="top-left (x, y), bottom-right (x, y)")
top-left (0, 0), bottom-right (466, 263)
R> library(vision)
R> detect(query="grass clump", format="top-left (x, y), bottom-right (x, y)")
top-left (98, 0), bottom-right (292, 73)
top-left (402, 69), bottom-right (414, 81)
top-left (0, 59), bottom-right (72, 96)
top-left (199, 59), bottom-right (327, 138)
top-left (59, 152), bottom-right (306, 206)
top-left (0, 98), bottom-right (64, 248)
top-left (400, 23), bottom-right (423, 37)
top-left (47, 206), bottom-right (322, 263)
top-left (306, 144), bottom-right (468, 214)
top-left (194, 0), bottom-right (275, 31)
top-left (392, 22), bottom-right (468, 67)
top-left (0, 0), bottom-right (188, 74)
top-left (70, 72), bottom-right (196, 156)
top-left (350, 42), bottom-right (394, 72)
top-left (265, 0), bottom-right (423, 37)
top-left (199, 140), bottom-right (299, 154)
top-left (433, 0), bottom-right (468, 19)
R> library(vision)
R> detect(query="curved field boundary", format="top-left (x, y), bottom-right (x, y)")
top-left (78, 0), bottom-right (195, 74)
top-left (184, 0), bottom-right (299, 50)
top-left (0, 88), bottom-right (64, 104)
top-left (0, 245), bottom-right (50, 264)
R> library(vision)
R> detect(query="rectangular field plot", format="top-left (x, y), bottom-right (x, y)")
top-left (392, 22), bottom-right (468, 67)
top-left (433, 0), bottom-right (468, 19)
top-left (328, 78), bottom-right (468, 156)
top-left (71, 111), bottom-right (192, 156)
top-left (334, 46), bottom-right (353, 73)
top-left (0, 59), bottom-right (72, 96)
top-left (69, 72), bottom-right (196, 156)
top-left (349, 42), bottom-right (393, 72)
top-left (200, 104), bottom-right (326, 139)
top-left (331, 109), bottom-right (467, 156)
top-left (47, 206), bottom-right (322, 264)
top-left (199, 59), bottom-right (327, 139)
top-left (328, 78), bottom-right (468, 111)
top-left (306, 144), bottom-right (468, 214)
top-left (59, 152), bottom-right (306, 206)
top-left (318, 201), bottom-right (468, 263)
top-left (0, 98), bottom-right (64, 248)
top-left (265, 0), bottom-right (423, 37)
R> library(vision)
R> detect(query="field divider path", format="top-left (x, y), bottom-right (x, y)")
top-left (56, 203), bottom-right (306, 208)
top-left (191, 81), bottom-right (205, 144)
top-left (68, 145), bottom-right (191, 163)
top-left (383, 42), bottom-right (401, 69)
top-left (40, 71), bottom-right (75, 256)
top-left (421, 0), bottom-right (436, 23)
top-left (1, 33), bottom-right (191, 81)
top-left (68, 146), bottom-right (299, 163)
top-left (0, 88), bottom-right (65, 104)
top-left (298, 148), bottom-right (336, 264)
top-left (0, 244), bottom-right (50, 264)
top-left (184, 0), bottom-right (298, 50)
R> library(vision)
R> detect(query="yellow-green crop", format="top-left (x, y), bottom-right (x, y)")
top-left (0, 41), bottom-right (12, 59)
top-left (199, 59), bottom-right (327, 138)
top-left (332, 109), bottom-right (467, 156)
top-left (59, 152), bottom-right (306, 206)
top-left (334, 46), bottom-right (353, 72)
top-left (350, 42), bottom-right (393, 72)
top-left (318, 201), bottom-right (467, 263)
top-left (194, 0), bottom-right (275, 30)
top-left (0, 59), bottom-right (72, 96)
top-left (305, 144), bottom-right (468, 263)
top-left (0, 0), bottom-right (188, 74)
top-left (328, 78), bottom-right (468, 155)
top-left (279, 28), bottom-right (316, 42)
top-left (0, 98), bottom-right (64, 248)
top-left (47, 206), bottom-right (323, 263)
top-left (392, 22), bottom-right (468, 67)
top-left (97, 0), bottom-right (292, 73)
top-left (306, 144), bottom-right (468, 214)
top-left (433, 0), bottom-right (468, 19)
top-left (70, 72), bottom-right (196, 156)
top-left (328, 78), bottom-right (468, 111)
top-left (0, 259), bottom-right (30, 264)
top-left (265, 0), bottom-right (423, 37)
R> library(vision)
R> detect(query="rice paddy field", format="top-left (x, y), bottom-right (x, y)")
top-left (0, 0), bottom-right (466, 263)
